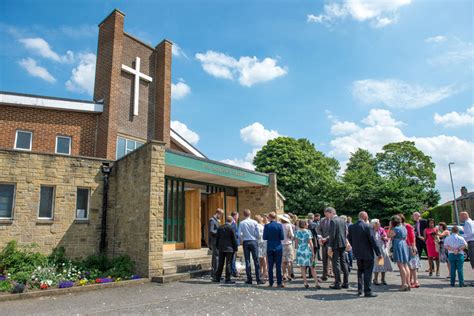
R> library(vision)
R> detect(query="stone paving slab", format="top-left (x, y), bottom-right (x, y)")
top-left (1, 260), bottom-right (473, 315)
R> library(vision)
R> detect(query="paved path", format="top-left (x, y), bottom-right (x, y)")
top-left (2, 260), bottom-right (473, 315)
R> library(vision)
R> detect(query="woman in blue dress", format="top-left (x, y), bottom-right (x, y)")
top-left (295, 220), bottom-right (321, 289)
top-left (388, 215), bottom-right (411, 291)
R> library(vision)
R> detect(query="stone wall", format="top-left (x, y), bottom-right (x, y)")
top-left (0, 149), bottom-right (106, 258)
top-left (107, 141), bottom-right (165, 277)
top-left (238, 173), bottom-right (284, 216)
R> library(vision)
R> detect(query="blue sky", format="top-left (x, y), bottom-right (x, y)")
top-left (1, 0), bottom-right (473, 203)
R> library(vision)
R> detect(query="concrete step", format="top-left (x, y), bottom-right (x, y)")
top-left (163, 249), bottom-right (211, 260)
top-left (152, 269), bottom-right (210, 283)
top-left (163, 262), bottom-right (212, 275)
top-left (163, 256), bottom-right (211, 267)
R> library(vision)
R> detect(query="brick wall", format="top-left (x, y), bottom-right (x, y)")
top-left (107, 141), bottom-right (165, 277)
top-left (238, 173), bottom-right (283, 216)
top-left (0, 104), bottom-right (98, 157)
top-left (0, 149), bottom-right (106, 258)
top-left (117, 34), bottom-right (156, 140)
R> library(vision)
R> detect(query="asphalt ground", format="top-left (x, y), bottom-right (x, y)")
top-left (2, 259), bottom-right (473, 315)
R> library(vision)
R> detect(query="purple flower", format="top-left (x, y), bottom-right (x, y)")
top-left (131, 275), bottom-right (140, 280)
top-left (0, 276), bottom-right (6, 281)
top-left (58, 281), bottom-right (74, 288)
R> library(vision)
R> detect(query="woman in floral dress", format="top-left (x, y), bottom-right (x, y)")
top-left (371, 219), bottom-right (392, 285)
top-left (437, 222), bottom-right (450, 278)
top-left (295, 220), bottom-right (321, 289)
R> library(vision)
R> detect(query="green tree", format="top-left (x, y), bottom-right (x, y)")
top-left (375, 141), bottom-right (440, 220)
top-left (253, 137), bottom-right (339, 214)
top-left (338, 149), bottom-right (383, 217)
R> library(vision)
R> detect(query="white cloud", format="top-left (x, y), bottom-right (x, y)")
top-left (171, 121), bottom-right (200, 145)
top-left (65, 53), bottom-right (96, 95)
top-left (352, 79), bottom-right (457, 109)
top-left (240, 122), bottom-right (280, 147)
top-left (307, 0), bottom-right (411, 28)
top-left (171, 81), bottom-right (191, 100)
top-left (222, 124), bottom-right (281, 170)
top-left (221, 158), bottom-right (255, 170)
top-left (434, 106), bottom-right (474, 127)
top-left (195, 50), bottom-right (287, 87)
top-left (18, 58), bottom-right (56, 83)
top-left (428, 39), bottom-right (474, 68)
top-left (171, 43), bottom-right (188, 59)
top-left (19, 37), bottom-right (74, 63)
top-left (328, 108), bottom-right (474, 203)
top-left (331, 121), bottom-right (360, 135)
top-left (425, 35), bottom-right (447, 43)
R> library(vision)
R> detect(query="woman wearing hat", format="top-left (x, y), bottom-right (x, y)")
top-left (280, 214), bottom-right (295, 281)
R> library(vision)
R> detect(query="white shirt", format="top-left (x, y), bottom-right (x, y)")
top-left (463, 218), bottom-right (474, 242)
top-left (238, 218), bottom-right (260, 242)
top-left (444, 233), bottom-right (467, 254)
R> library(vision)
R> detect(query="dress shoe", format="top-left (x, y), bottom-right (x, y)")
top-left (364, 293), bottom-right (378, 298)
top-left (277, 284), bottom-right (285, 288)
top-left (357, 291), bottom-right (362, 296)
top-left (341, 284), bottom-right (349, 289)
top-left (211, 278), bottom-right (220, 283)
top-left (257, 280), bottom-right (265, 285)
top-left (321, 277), bottom-right (328, 281)
top-left (245, 280), bottom-right (252, 285)
top-left (225, 280), bottom-right (235, 284)
top-left (329, 285), bottom-right (341, 290)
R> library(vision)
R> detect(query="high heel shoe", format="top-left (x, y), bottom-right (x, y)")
top-left (304, 283), bottom-right (309, 289)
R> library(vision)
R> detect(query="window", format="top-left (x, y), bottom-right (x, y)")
top-left (0, 184), bottom-right (15, 219)
top-left (76, 188), bottom-right (90, 220)
top-left (15, 130), bottom-right (32, 150)
top-left (56, 136), bottom-right (71, 155)
top-left (116, 137), bottom-right (144, 159)
top-left (38, 186), bottom-right (55, 219)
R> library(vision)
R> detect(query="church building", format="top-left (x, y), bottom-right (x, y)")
top-left (0, 9), bottom-right (284, 280)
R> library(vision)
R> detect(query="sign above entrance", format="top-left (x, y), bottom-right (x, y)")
top-left (165, 150), bottom-right (270, 186)
top-left (121, 57), bottom-right (153, 116)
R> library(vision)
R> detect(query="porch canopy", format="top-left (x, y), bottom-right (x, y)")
top-left (165, 149), bottom-right (269, 187)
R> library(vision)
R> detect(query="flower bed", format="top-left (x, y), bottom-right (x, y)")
top-left (0, 240), bottom-right (140, 295)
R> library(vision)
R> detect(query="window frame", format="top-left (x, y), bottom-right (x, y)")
top-left (0, 183), bottom-right (16, 220)
top-left (14, 130), bottom-right (33, 151)
top-left (116, 136), bottom-right (145, 159)
top-left (55, 135), bottom-right (72, 155)
top-left (37, 185), bottom-right (55, 220)
top-left (75, 187), bottom-right (90, 220)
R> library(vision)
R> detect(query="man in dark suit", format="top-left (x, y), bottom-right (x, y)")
top-left (327, 207), bottom-right (349, 289)
top-left (213, 216), bottom-right (238, 284)
top-left (348, 211), bottom-right (382, 297)
top-left (316, 209), bottom-right (333, 280)
top-left (209, 208), bottom-right (224, 280)
top-left (263, 211), bottom-right (285, 288)
top-left (412, 212), bottom-right (428, 258)
top-left (230, 211), bottom-right (240, 277)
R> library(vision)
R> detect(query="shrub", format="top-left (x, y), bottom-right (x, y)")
top-left (48, 246), bottom-right (67, 266)
top-left (0, 280), bottom-right (12, 292)
top-left (424, 205), bottom-right (453, 224)
top-left (105, 256), bottom-right (134, 278)
top-left (0, 240), bottom-right (47, 276)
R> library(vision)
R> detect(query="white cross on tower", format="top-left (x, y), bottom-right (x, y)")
top-left (121, 57), bottom-right (153, 116)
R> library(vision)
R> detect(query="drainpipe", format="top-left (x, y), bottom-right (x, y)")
top-left (100, 163), bottom-right (111, 253)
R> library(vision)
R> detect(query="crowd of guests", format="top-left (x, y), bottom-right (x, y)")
top-left (208, 207), bottom-right (474, 297)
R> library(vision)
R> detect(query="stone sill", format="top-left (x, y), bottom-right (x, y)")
top-left (74, 219), bottom-right (90, 224)
top-left (0, 219), bottom-right (13, 225)
top-left (36, 220), bottom-right (54, 225)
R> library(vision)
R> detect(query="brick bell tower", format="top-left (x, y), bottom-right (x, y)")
top-left (93, 9), bottom-right (172, 160)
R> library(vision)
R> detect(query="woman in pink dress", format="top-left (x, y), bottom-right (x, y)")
top-left (423, 218), bottom-right (440, 276)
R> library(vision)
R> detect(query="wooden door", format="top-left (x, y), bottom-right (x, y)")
top-left (208, 192), bottom-right (225, 224)
top-left (185, 189), bottom-right (201, 249)
top-left (226, 196), bottom-right (237, 218)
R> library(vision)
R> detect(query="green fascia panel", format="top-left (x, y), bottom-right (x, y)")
top-left (165, 151), bottom-right (269, 186)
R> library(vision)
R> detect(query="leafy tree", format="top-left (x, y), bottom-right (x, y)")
top-left (337, 149), bottom-right (383, 217)
top-left (253, 137), bottom-right (339, 215)
top-left (375, 141), bottom-right (440, 219)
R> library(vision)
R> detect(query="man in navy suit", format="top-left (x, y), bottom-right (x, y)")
top-left (263, 212), bottom-right (285, 288)
top-left (348, 211), bottom-right (382, 297)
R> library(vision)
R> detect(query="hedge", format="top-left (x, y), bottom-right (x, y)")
top-left (422, 204), bottom-right (453, 224)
